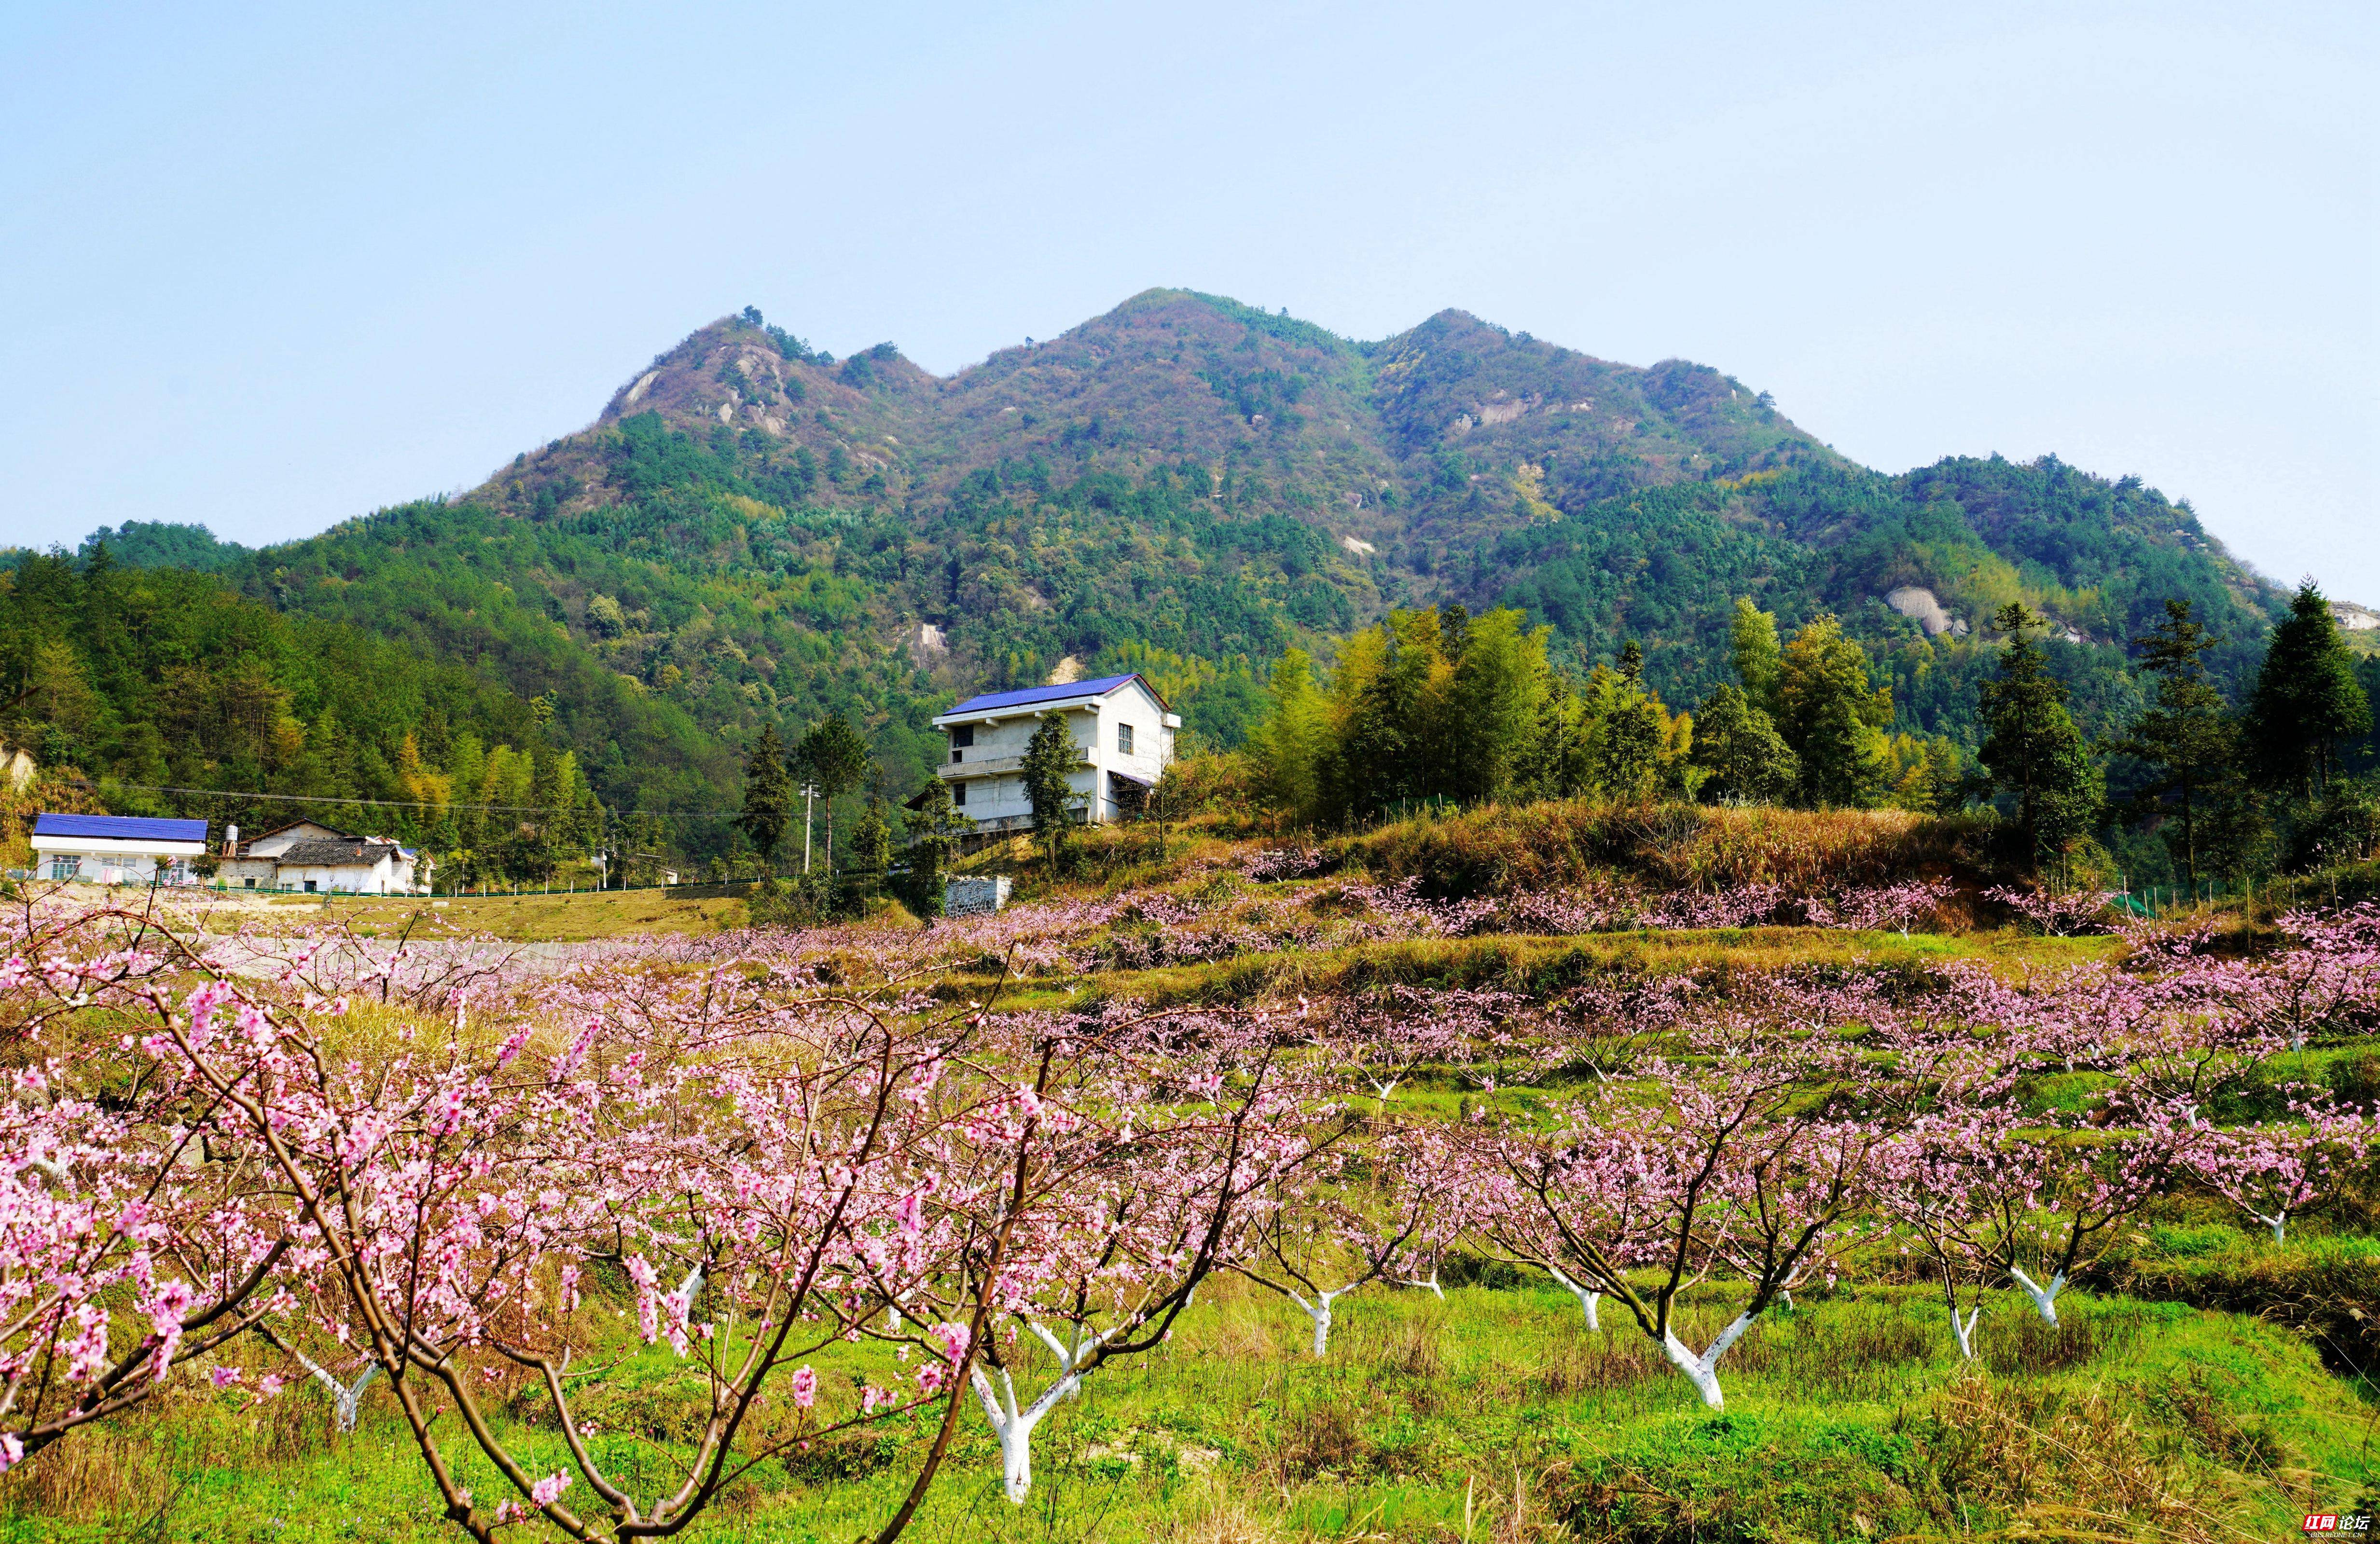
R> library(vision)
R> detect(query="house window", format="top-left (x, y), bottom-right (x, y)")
top-left (951, 781), bottom-right (967, 807)
top-left (1117, 722), bottom-right (1135, 756)
top-left (951, 725), bottom-right (974, 747)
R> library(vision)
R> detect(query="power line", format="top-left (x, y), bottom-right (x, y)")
top-left (97, 782), bottom-right (744, 820)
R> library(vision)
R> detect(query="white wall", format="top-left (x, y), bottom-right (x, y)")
top-left (278, 857), bottom-right (411, 895)
top-left (934, 681), bottom-right (1175, 826)
top-left (31, 838), bottom-right (205, 885)
top-left (243, 822), bottom-right (350, 858)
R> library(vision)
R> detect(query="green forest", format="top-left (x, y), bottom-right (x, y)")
top-left (4, 291), bottom-right (2373, 889)
top-left (1227, 584), bottom-right (2378, 895)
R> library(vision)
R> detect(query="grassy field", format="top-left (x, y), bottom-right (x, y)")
top-left (11, 811), bottom-right (2373, 1541)
top-left (6, 1251), bottom-right (2369, 1544)
top-left (209, 889), bottom-right (745, 941)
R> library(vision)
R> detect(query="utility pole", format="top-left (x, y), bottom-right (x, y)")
top-left (802, 783), bottom-right (820, 874)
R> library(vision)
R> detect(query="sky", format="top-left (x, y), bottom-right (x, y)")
top-left (3, 0), bottom-right (2374, 597)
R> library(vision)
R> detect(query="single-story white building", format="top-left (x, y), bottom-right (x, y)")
top-left (927, 673), bottom-right (1179, 833)
top-left (217, 821), bottom-right (429, 894)
top-left (272, 835), bottom-right (420, 895)
top-left (216, 820), bottom-right (345, 888)
top-left (30, 813), bottom-right (209, 886)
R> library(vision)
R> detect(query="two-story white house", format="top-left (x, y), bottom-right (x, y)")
top-left (929, 674), bottom-right (1180, 833)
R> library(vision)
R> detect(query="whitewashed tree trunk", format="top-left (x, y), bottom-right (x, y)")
top-left (969, 1361), bottom-right (1081, 1503)
top-left (1399, 1270), bottom-right (1445, 1300)
top-left (1545, 1266), bottom-right (1601, 1332)
top-left (1025, 1321), bottom-right (1097, 1400)
top-left (1948, 1303), bottom-right (1981, 1360)
top-left (278, 1343), bottom-right (380, 1432)
top-left (2006, 1266), bottom-right (2065, 1325)
top-left (2249, 1209), bottom-right (2287, 1244)
top-left (1659, 1314), bottom-right (1755, 1411)
top-left (1287, 1288), bottom-right (1349, 1355)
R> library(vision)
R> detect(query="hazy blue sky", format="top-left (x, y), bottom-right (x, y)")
top-left (4, 1), bottom-right (2373, 597)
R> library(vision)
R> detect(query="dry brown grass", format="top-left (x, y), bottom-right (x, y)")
top-left (1903, 1371), bottom-right (2259, 1544)
top-left (1333, 800), bottom-right (2001, 902)
top-left (1148, 1477), bottom-right (1292, 1544)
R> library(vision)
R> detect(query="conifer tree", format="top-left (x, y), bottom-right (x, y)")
top-left (1522, 670), bottom-right (1596, 800)
top-left (847, 793), bottom-right (894, 905)
top-left (1021, 713), bottom-right (1081, 873)
top-left (796, 713), bottom-right (872, 868)
top-left (1980, 602), bottom-right (2105, 867)
top-left (736, 723), bottom-right (794, 868)
top-left (1446, 608), bottom-right (1550, 803)
top-left (1592, 644), bottom-right (1667, 800)
top-left (2247, 581), bottom-right (2372, 800)
top-left (2117, 599), bottom-right (2238, 887)
top-left (528, 750), bottom-right (570, 880)
top-left (900, 776), bottom-right (972, 917)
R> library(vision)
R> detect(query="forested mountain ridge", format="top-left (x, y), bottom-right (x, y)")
top-left (14, 289), bottom-right (2302, 866)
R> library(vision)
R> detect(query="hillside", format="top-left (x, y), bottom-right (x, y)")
top-left (23, 289), bottom-right (2301, 856)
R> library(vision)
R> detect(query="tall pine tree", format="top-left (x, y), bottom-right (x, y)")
top-left (1691, 685), bottom-right (1799, 805)
top-left (1980, 603), bottom-right (2104, 868)
top-left (900, 776), bottom-right (973, 917)
top-left (2117, 599), bottom-right (2238, 886)
top-left (795, 713), bottom-right (872, 869)
top-left (2247, 581), bottom-right (2372, 800)
top-left (1021, 713), bottom-right (1081, 873)
top-left (736, 724), bottom-right (794, 868)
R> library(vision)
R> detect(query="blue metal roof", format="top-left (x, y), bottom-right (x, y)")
top-left (33, 813), bottom-right (209, 844)
top-left (942, 674), bottom-right (1145, 716)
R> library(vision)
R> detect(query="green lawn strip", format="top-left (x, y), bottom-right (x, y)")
top-left (11, 1281), bottom-right (2365, 1542)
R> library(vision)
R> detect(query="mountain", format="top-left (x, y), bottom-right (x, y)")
top-left (15, 288), bottom-right (2301, 858)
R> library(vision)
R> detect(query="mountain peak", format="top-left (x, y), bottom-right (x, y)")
top-left (58, 289), bottom-right (2292, 833)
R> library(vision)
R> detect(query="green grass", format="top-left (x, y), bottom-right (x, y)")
top-left (8, 1275), bottom-right (2369, 1543)
top-left (39, 838), bottom-right (2366, 1542)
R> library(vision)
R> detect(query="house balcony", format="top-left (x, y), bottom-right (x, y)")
top-left (937, 749), bottom-right (1093, 780)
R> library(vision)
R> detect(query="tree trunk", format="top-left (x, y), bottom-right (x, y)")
top-left (1288, 1288), bottom-right (1347, 1356)
top-left (1659, 1313), bottom-right (1755, 1411)
top-left (1546, 1266), bottom-right (1602, 1332)
top-left (2006, 1266), bottom-right (2065, 1325)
